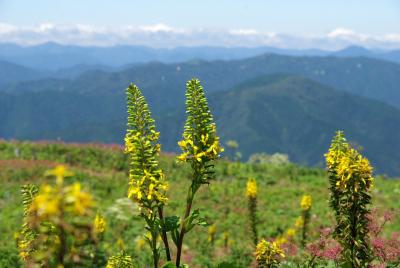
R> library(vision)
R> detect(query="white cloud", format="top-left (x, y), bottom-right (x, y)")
top-left (34, 22), bottom-right (56, 33)
top-left (0, 22), bottom-right (17, 34)
top-left (0, 22), bottom-right (399, 49)
top-left (327, 28), bottom-right (356, 38)
top-left (229, 29), bottom-right (259, 36)
top-left (137, 23), bottom-right (183, 33)
top-left (384, 34), bottom-right (400, 42)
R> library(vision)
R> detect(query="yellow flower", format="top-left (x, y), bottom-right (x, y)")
top-left (246, 177), bottom-right (257, 199)
top-left (177, 152), bottom-right (188, 162)
top-left (286, 228), bottom-right (296, 237)
top-left (255, 239), bottom-right (285, 265)
top-left (135, 236), bottom-right (146, 251)
top-left (117, 238), bottom-right (125, 251)
top-left (106, 252), bottom-right (134, 268)
top-left (128, 185), bottom-right (143, 200)
top-left (30, 184), bottom-right (60, 219)
top-left (17, 240), bottom-right (31, 260)
top-left (94, 214), bottom-right (106, 234)
top-left (275, 237), bottom-right (287, 245)
top-left (223, 231), bottom-right (229, 241)
top-left (178, 140), bottom-right (187, 149)
top-left (300, 195), bottom-right (312, 211)
top-left (45, 165), bottom-right (73, 185)
top-left (294, 216), bottom-right (304, 228)
top-left (325, 131), bottom-right (373, 191)
top-left (124, 136), bottom-right (136, 153)
top-left (208, 224), bottom-right (217, 242)
top-left (335, 149), bottom-right (373, 191)
top-left (201, 134), bottom-right (209, 145)
top-left (195, 152), bottom-right (205, 162)
top-left (66, 183), bottom-right (94, 215)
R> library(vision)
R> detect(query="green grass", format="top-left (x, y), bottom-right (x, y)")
top-left (0, 140), bottom-right (399, 267)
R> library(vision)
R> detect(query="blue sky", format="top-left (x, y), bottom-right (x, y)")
top-left (0, 0), bottom-right (399, 48)
top-left (1, 0), bottom-right (399, 34)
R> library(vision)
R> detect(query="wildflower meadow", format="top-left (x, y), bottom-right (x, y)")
top-left (0, 79), bottom-right (399, 267)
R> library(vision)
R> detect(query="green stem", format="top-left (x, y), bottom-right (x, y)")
top-left (57, 206), bottom-right (66, 266)
top-left (248, 197), bottom-right (258, 246)
top-left (176, 186), bottom-right (195, 267)
top-left (158, 207), bottom-right (171, 261)
top-left (152, 234), bottom-right (159, 268)
top-left (151, 220), bottom-right (159, 268)
top-left (302, 210), bottom-right (310, 248)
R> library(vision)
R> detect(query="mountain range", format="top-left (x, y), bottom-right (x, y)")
top-left (0, 42), bottom-right (400, 72)
top-left (0, 47), bottom-right (400, 175)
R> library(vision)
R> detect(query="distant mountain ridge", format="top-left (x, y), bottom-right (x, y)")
top-left (1, 52), bottom-right (400, 175)
top-left (5, 52), bottom-right (397, 109)
top-left (1, 42), bottom-right (400, 72)
top-left (0, 60), bottom-right (46, 86)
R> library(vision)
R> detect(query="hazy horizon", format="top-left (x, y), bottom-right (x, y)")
top-left (1, 0), bottom-right (399, 49)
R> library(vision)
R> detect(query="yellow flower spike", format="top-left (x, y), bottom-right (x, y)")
top-left (255, 239), bottom-right (285, 265)
top-left (117, 238), bottom-right (125, 251)
top-left (45, 165), bottom-right (73, 185)
top-left (208, 224), bottom-right (217, 242)
top-left (325, 131), bottom-right (374, 266)
top-left (246, 177), bottom-right (257, 199)
top-left (94, 213), bottom-right (106, 234)
top-left (300, 195), bottom-right (312, 211)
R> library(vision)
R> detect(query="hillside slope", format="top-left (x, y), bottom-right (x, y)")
top-left (1, 75), bottom-right (400, 175)
top-left (208, 75), bottom-right (400, 175)
top-left (2, 53), bottom-right (400, 110)
top-left (0, 60), bottom-right (45, 86)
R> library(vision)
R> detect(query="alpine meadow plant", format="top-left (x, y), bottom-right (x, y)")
top-left (175, 78), bottom-right (223, 267)
top-left (17, 184), bottom-right (38, 261)
top-left (18, 165), bottom-right (101, 267)
top-left (300, 194), bottom-right (312, 247)
top-left (106, 252), bottom-right (135, 268)
top-left (125, 84), bottom-right (170, 267)
top-left (255, 239), bottom-right (285, 268)
top-left (246, 177), bottom-right (258, 246)
top-left (325, 131), bottom-right (374, 267)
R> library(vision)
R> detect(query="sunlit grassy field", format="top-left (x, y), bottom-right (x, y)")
top-left (0, 140), bottom-right (399, 267)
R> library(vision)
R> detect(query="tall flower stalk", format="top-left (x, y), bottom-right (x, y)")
top-left (300, 194), bottom-right (312, 247)
top-left (175, 79), bottom-right (223, 267)
top-left (325, 131), bottom-right (374, 267)
top-left (125, 84), bottom-right (170, 267)
top-left (17, 184), bottom-right (38, 261)
top-left (20, 165), bottom-right (98, 267)
top-left (246, 177), bottom-right (258, 246)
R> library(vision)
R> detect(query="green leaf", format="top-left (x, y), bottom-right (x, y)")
top-left (185, 209), bottom-right (209, 233)
top-left (164, 216), bottom-right (180, 232)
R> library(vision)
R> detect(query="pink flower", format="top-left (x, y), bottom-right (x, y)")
top-left (322, 244), bottom-right (342, 261)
